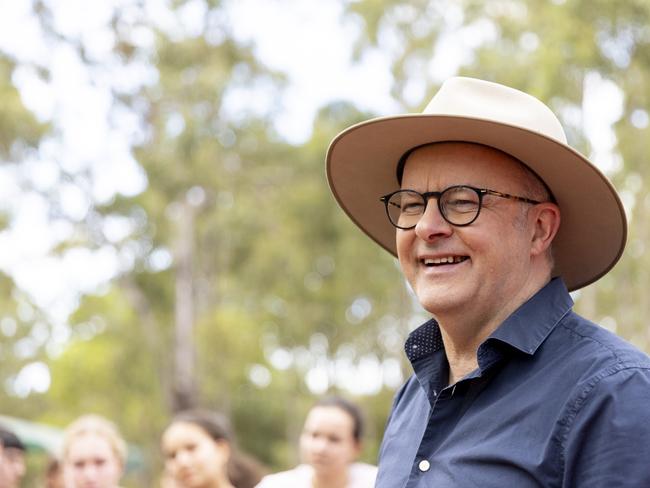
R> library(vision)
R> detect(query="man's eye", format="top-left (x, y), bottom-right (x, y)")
top-left (443, 197), bottom-right (478, 217)
top-left (448, 199), bottom-right (476, 207)
top-left (402, 202), bottom-right (424, 214)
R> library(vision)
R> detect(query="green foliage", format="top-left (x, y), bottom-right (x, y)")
top-left (5, 2), bottom-right (401, 481)
top-left (0, 56), bottom-right (48, 160)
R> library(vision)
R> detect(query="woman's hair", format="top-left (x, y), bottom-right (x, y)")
top-left (170, 409), bottom-right (265, 488)
top-left (61, 414), bottom-right (127, 466)
top-left (313, 396), bottom-right (365, 443)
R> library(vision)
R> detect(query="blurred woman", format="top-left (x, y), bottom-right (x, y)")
top-left (162, 409), bottom-right (265, 488)
top-left (256, 396), bottom-right (377, 488)
top-left (61, 414), bottom-right (126, 488)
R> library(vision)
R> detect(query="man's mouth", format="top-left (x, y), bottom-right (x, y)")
top-left (421, 256), bottom-right (469, 266)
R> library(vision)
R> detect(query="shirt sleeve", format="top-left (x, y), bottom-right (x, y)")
top-left (562, 366), bottom-right (650, 487)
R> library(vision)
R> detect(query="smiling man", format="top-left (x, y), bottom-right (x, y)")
top-left (326, 77), bottom-right (650, 487)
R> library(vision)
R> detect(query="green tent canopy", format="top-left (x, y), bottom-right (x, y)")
top-left (0, 415), bottom-right (143, 471)
top-left (0, 414), bottom-right (62, 454)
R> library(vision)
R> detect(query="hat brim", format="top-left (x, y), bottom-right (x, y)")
top-left (326, 114), bottom-right (627, 291)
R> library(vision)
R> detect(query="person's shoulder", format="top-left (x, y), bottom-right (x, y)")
top-left (558, 310), bottom-right (650, 369)
top-left (549, 311), bottom-right (650, 413)
top-left (255, 465), bottom-right (311, 488)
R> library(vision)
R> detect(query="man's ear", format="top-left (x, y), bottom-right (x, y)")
top-left (530, 202), bottom-right (561, 257)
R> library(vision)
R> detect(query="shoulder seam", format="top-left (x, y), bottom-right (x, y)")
top-left (558, 317), bottom-right (649, 368)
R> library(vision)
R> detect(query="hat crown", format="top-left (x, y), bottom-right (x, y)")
top-left (424, 77), bottom-right (567, 144)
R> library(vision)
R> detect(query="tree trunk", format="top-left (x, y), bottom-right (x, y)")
top-left (172, 200), bottom-right (197, 411)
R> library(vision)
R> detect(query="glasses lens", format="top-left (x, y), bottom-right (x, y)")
top-left (440, 186), bottom-right (480, 225)
top-left (386, 190), bottom-right (425, 229)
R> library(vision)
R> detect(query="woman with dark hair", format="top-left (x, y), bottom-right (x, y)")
top-left (161, 409), bottom-right (265, 488)
top-left (256, 396), bottom-right (377, 488)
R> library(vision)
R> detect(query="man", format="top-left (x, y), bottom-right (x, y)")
top-left (326, 77), bottom-right (650, 486)
top-left (0, 426), bottom-right (26, 488)
top-left (0, 441), bottom-right (9, 487)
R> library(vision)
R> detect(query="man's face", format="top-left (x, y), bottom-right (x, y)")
top-left (5, 448), bottom-right (25, 486)
top-left (0, 445), bottom-right (10, 486)
top-left (0, 445), bottom-right (24, 488)
top-left (396, 142), bottom-right (544, 322)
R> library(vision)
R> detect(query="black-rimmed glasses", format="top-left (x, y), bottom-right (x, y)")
top-left (380, 185), bottom-right (541, 229)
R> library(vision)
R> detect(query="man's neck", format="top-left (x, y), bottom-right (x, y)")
top-left (438, 319), bottom-right (491, 385)
top-left (436, 277), bottom-right (549, 385)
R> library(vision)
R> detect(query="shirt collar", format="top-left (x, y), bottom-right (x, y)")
top-left (488, 277), bottom-right (573, 355)
top-left (404, 277), bottom-right (574, 364)
top-left (405, 318), bottom-right (443, 363)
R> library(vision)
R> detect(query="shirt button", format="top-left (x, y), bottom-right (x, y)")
top-left (418, 459), bottom-right (431, 472)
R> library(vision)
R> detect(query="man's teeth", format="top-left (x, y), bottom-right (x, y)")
top-left (423, 256), bottom-right (466, 265)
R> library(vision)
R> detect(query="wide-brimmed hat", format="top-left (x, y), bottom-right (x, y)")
top-left (326, 77), bottom-right (627, 291)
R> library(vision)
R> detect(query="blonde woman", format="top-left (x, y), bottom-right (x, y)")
top-left (61, 414), bottom-right (126, 488)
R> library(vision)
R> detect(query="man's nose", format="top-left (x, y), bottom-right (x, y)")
top-left (414, 199), bottom-right (452, 241)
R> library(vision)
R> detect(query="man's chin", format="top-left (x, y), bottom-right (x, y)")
top-left (416, 284), bottom-right (470, 315)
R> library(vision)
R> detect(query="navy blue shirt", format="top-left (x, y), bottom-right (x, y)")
top-left (376, 278), bottom-right (650, 487)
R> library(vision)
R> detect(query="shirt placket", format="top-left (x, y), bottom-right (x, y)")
top-left (405, 381), bottom-right (465, 487)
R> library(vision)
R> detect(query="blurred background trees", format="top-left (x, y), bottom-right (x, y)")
top-left (1, 0), bottom-right (650, 485)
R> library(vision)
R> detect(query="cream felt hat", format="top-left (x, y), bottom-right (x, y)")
top-left (326, 77), bottom-right (627, 291)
